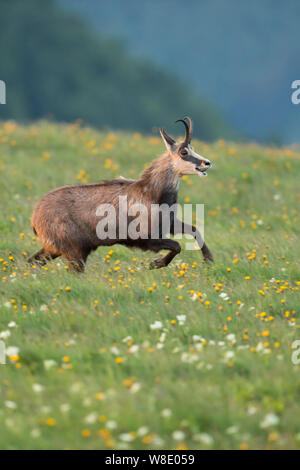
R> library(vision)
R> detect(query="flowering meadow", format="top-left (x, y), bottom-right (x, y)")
top-left (0, 121), bottom-right (299, 449)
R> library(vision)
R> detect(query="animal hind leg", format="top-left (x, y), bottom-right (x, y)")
top-left (27, 248), bottom-right (60, 266)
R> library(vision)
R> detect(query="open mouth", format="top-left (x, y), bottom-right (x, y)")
top-left (195, 167), bottom-right (207, 176)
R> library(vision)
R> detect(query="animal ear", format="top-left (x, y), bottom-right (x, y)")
top-left (159, 128), bottom-right (176, 153)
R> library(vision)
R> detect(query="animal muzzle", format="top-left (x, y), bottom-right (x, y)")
top-left (195, 158), bottom-right (211, 176)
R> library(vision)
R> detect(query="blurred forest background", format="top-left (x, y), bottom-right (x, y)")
top-left (1, 0), bottom-right (299, 143)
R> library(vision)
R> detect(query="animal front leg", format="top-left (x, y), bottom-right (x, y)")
top-left (149, 238), bottom-right (181, 269)
top-left (64, 249), bottom-right (89, 273)
top-left (172, 221), bottom-right (214, 262)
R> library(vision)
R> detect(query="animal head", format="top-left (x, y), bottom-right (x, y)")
top-left (159, 116), bottom-right (212, 177)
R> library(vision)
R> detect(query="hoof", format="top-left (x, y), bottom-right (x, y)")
top-left (149, 259), bottom-right (165, 269)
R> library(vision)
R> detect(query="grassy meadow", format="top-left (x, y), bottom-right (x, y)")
top-left (0, 121), bottom-right (299, 450)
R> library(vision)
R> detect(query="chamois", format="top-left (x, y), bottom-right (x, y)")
top-left (28, 116), bottom-right (213, 272)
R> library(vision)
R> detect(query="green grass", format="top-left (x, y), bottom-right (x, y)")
top-left (0, 120), bottom-right (299, 450)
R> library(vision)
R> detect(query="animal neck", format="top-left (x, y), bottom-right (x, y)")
top-left (138, 153), bottom-right (180, 202)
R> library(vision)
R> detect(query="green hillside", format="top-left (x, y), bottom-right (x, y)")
top-left (60, 0), bottom-right (300, 143)
top-left (0, 0), bottom-right (230, 141)
top-left (0, 121), bottom-right (299, 449)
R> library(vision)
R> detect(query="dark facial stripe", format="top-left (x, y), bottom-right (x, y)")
top-left (181, 154), bottom-right (200, 165)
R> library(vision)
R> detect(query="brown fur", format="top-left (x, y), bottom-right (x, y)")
top-left (28, 130), bottom-right (213, 272)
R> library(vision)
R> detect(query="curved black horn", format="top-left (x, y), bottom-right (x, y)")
top-left (175, 118), bottom-right (190, 145)
top-left (183, 116), bottom-right (193, 142)
top-left (160, 127), bottom-right (175, 146)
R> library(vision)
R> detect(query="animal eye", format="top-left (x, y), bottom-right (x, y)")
top-left (181, 149), bottom-right (188, 156)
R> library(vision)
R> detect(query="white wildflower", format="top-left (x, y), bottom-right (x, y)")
top-left (60, 403), bottom-right (71, 413)
top-left (110, 346), bottom-right (120, 355)
top-left (219, 292), bottom-right (229, 300)
top-left (84, 412), bottom-right (98, 424)
top-left (32, 383), bottom-right (44, 393)
top-left (41, 406), bottom-right (52, 414)
top-left (150, 321), bottom-right (163, 330)
top-left (129, 344), bottom-right (139, 354)
top-left (192, 335), bottom-right (203, 342)
top-left (4, 400), bottom-right (17, 409)
top-left (193, 433), bottom-right (214, 446)
top-left (226, 333), bottom-right (236, 343)
top-left (176, 315), bottom-right (186, 326)
top-left (226, 425), bottom-right (239, 434)
top-left (6, 346), bottom-right (19, 357)
top-left (172, 430), bottom-right (185, 441)
top-left (260, 413), bottom-right (279, 428)
top-left (0, 330), bottom-right (11, 339)
top-left (130, 382), bottom-right (141, 394)
top-left (247, 406), bottom-right (257, 415)
top-left (44, 359), bottom-right (57, 370)
top-left (70, 382), bottom-right (83, 393)
top-left (122, 336), bottom-right (132, 343)
top-left (30, 429), bottom-right (41, 438)
top-left (152, 436), bottom-right (165, 447)
top-left (224, 351), bottom-right (235, 360)
top-left (181, 352), bottom-right (198, 363)
top-left (106, 420), bottom-right (117, 430)
top-left (120, 433), bottom-right (135, 442)
top-left (161, 408), bottom-right (172, 418)
top-left (237, 345), bottom-right (249, 350)
top-left (159, 332), bottom-right (166, 343)
top-left (137, 426), bottom-right (149, 437)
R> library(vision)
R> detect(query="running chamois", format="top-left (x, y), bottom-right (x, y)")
top-left (28, 117), bottom-right (213, 272)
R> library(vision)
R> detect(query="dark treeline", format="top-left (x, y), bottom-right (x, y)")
top-left (60, 0), bottom-right (300, 144)
top-left (0, 0), bottom-right (231, 140)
